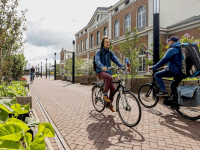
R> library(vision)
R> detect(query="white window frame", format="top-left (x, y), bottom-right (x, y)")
top-left (114, 20), bottom-right (119, 38)
top-left (103, 26), bottom-right (107, 36)
top-left (81, 40), bottom-right (83, 52)
top-left (124, 13), bottom-right (131, 34)
top-left (85, 38), bottom-right (87, 51)
top-left (96, 31), bottom-right (100, 45)
top-left (91, 34), bottom-right (94, 48)
top-left (77, 43), bottom-right (79, 53)
top-left (139, 49), bottom-right (146, 72)
top-left (138, 5), bottom-right (146, 29)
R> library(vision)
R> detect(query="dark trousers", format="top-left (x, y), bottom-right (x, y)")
top-left (97, 72), bottom-right (115, 102)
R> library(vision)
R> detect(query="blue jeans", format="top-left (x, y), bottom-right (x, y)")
top-left (154, 69), bottom-right (180, 92)
top-left (30, 73), bottom-right (34, 81)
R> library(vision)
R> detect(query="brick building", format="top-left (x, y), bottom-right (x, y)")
top-left (75, 0), bottom-right (200, 75)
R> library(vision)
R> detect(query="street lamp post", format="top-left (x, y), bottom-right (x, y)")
top-left (54, 53), bottom-right (56, 80)
top-left (41, 62), bottom-right (42, 78)
top-left (38, 64), bottom-right (39, 74)
top-left (153, 0), bottom-right (160, 97)
top-left (46, 58), bottom-right (47, 78)
top-left (72, 40), bottom-right (75, 84)
top-left (153, 0), bottom-right (160, 75)
top-left (49, 63), bottom-right (51, 78)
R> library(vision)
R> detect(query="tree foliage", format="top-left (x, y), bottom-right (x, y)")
top-left (119, 27), bottom-right (143, 77)
top-left (0, 0), bottom-right (27, 84)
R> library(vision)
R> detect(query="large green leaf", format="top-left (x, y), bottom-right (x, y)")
top-left (0, 139), bottom-right (25, 150)
top-left (11, 103), bottom-right (30, 115)
top-left (0, 109), bottom-right (9, 123)
top-left (0, 124), bottom-right (24, 142)
top-left (25, 117), bottom-right (39, 127)
top-left (0, 98), bottom-right (17, 113)
top-left (29, 134), bottom-right (45, 150)
top-left (24, 133), bottom-right (32, 149)
top-left (38, 123), bottom-right (55, 138)
top-left (6, 118), bottom-right (30, 132)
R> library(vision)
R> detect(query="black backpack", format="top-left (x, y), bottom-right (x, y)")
top-left (174, 43), bottom-right (200, 77)
top-left (93, 50), bottom-right (112, 72)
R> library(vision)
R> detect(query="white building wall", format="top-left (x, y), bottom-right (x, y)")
top-left (160, 0), bottom-right (200, 28)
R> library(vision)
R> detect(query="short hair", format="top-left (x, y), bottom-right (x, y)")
top-left (101, 36), bottom-right (110, 47)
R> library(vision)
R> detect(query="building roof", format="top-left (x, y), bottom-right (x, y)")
top-left (167, 15), bottom-right (200, 29)
top-left (75, 7), bottom-right (110, 36)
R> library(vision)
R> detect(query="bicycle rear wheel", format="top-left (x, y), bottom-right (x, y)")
top-left (92, 85), bottom-right (105, 112)
top-left (117, 91), bottom-right (141, 127)
top-left (138, 84), bottom-right (159, 108)
top-left (176, 106), bottom-right (200, 120)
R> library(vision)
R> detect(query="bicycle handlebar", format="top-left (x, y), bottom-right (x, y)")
top-left (107, 66), bottom-right (127, 70)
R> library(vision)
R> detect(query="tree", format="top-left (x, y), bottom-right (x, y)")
top-left (11, 54), bottom-right (27, 80)
top-left (65, 58), bottom-right (72, 76)
top-left (0, 0), bottom-right (27, 84)
top-left (119, 27), bottom-right (143, 77)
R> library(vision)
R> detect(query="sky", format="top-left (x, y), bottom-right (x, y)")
top-left (17, 0), bottom-right (119, 70)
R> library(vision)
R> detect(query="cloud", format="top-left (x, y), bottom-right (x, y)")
top-left (25, 20), bottom-right (74, 49)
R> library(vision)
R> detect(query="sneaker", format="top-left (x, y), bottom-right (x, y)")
top-left (156, 91), bottom-right (169, 97)
top-left (163, 99), bottom-right (172, 106)
top-left (103, 96), bottom-right (111, 103)
top-left (110, 104), bottom-right (115, 112)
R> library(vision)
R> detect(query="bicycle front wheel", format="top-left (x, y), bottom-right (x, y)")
top-left (92, 85), bottom-right (105, 112)
top-left (117, 91), bottom-right (141, 127)
top-left (138, 84), bottom-right (159, 108)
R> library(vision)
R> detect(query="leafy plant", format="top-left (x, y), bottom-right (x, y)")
top-left (119, 27), bottom-right (143, 78)
top-left (0, 98), bottom-right (55, 150)
top-left (83, 58), bottom-right (94, 76)
top-left (0, 83), bottom-right (28, 97)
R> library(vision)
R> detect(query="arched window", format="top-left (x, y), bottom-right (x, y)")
top-left (91, 34), bottom-right (94, 48)
top-left (97, 15), bottom-right (100, 22)
top-left (114, 20), bottom-right (119, 38)
top-left (124, 14), bottom-right (131, 33)
top-left (77, 43), bottom-right (79, 53)
top-left (81, 40), bottom-right (83, 52)
top-left (138, 5), bottom-right (146, 29)
top-left (103, 26), bottom-right (107, 36)
top-left (139, 49), bottom-right (146, 71)
top-left (85, 38), bottom-right (87, 51)
top-left (96, 31), bottom-right (100, 45)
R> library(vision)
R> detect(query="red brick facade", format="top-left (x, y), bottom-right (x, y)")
top-left (169, 26), bottom-right (200, 40)
top-left (112, 0), bottom-right (148, 39)
top-left (76, 33), bottom-right (88, 53)
top-left (89, 22), bottom-right (109, 49)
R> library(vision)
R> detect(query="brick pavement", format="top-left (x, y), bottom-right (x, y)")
top-left (28, 76), bottom-right (200, 150)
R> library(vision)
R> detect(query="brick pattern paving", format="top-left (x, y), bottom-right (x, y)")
top-left (29, 78), bottom-right (60, 150)
top-left (28, 77), bottom-right (200, 150)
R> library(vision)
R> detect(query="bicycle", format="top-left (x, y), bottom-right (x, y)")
top-left (138, 68), bottom-right (200, 120)
top-left (92, 66), bottom-right (141, 127)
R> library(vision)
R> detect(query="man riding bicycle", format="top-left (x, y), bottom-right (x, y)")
top-left (30, 66), bottom-right (35, 82)
top-left (150, 36), bottom-right (183, 105)
top-left (95, 36), bottom-right (123, 112)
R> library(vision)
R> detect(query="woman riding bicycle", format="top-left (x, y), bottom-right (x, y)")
top-left (95, 36), bottom-right (123, 112)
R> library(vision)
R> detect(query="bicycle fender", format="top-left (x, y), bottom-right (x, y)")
top-left (91, 84), bottom-right (100, 91)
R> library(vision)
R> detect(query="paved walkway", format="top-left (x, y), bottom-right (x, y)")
top-left (29, 76), bottom-right (200, 150)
